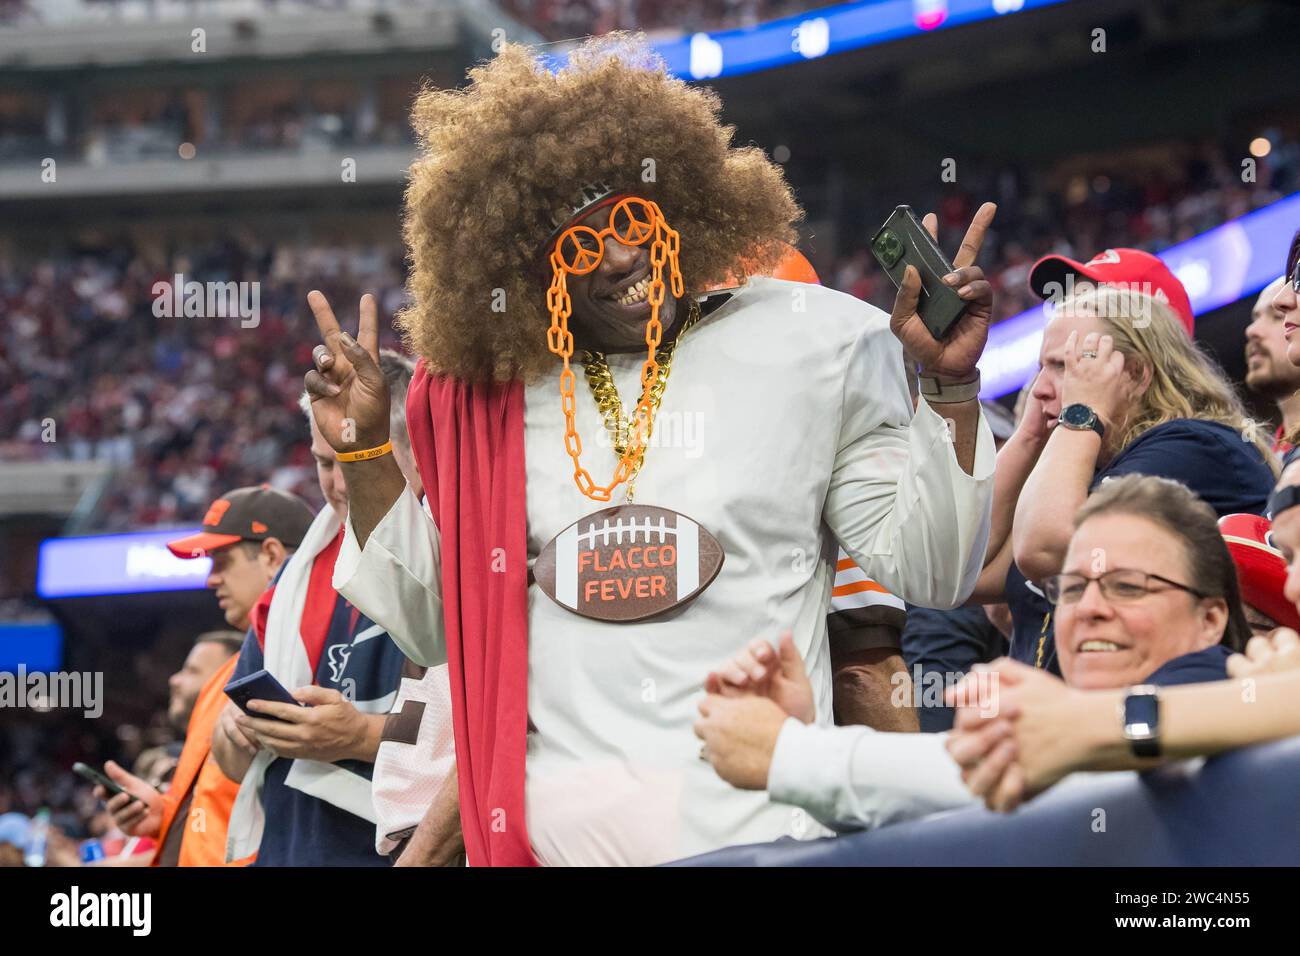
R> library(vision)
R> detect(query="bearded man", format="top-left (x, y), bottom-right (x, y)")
top-left (1244, 276), bottom-right (1300, 454)
top-left (304, 35), bottom-right (997, 866)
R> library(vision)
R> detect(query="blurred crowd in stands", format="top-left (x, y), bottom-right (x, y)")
top-left (0, 239), bottom-right (407, 529)
top-left (0, 639), bottom-right (188, 867)
top-left (2, 135), bottom-right (1294, 534)
top-left (836, 136), bottom-right (1299, 325)
top-left (1, 131), bottom-right (1297, 861)
top-left (0, 89), bottom-right (417, 165)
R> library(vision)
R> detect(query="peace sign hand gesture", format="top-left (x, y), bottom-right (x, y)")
top-left (304, 290), bottom-right (391, 453)
top-left (889, 202), bottom-right (997, 381)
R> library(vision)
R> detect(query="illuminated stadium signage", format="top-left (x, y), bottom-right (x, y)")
top-left (37, 529), bottom-right (210, 598)
top-left (0, 621), bottom-right (62, 673)
top-left (547, 0), bottom-right (1073, 80)
top-left (978, 191), bottom-right (1300, 398)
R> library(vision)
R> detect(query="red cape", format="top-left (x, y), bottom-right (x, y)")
top-left (405, 364), bottom-right (537, 866)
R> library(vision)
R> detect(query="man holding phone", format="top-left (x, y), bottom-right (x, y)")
top-left (212, 351), bottom-right (421, 867)
top-left (96, 486), bottom-right (313, 866)
top-left (303, 38), bottom-right (999, 866)
top-left (92, 633), bottom-right (250, 865)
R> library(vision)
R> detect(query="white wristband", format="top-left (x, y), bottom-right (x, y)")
top-left (918, 371), bottom-right (981, 404)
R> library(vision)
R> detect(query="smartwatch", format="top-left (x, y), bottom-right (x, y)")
top-left (1059, 402), bottom-right (1105, 439)
top-left (1122, 685), bottom-right (1161, 758)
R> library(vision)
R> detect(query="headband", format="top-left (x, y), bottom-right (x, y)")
top-left (1266, 484), bottom-right (1300, 522)
top-left (545, 180), bottom-right (620, 243)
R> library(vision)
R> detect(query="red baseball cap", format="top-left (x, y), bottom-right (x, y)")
top-left (1218, 513), bottom-right (1300, 632)
top-left (167, 485), bottom-right (315, 559)
top-left (1029, 247), bottom-right (1195, 336)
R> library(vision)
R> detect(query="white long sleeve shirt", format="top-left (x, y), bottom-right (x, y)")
top-left (335, 276), bottom-right (995, 865)
top-left (767, 719), bottom-right (976, 832)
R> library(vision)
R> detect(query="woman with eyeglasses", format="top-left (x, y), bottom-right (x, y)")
top-left (689, 473), bottom-right (1264, 829)
top-left (945, 465), bottom-right (1300, 813)
top-left (1041, 474), bottom-right (1250, 689)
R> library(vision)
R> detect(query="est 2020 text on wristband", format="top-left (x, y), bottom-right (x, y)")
top-left (336, 440), bottom-right (393, 463)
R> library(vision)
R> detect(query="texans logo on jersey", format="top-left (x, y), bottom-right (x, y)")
top-left (326, 643), bottom-right (352, 684)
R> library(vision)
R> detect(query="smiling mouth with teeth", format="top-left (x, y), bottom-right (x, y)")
top-left (1078, 639), bottom-right (1123, 652)
top-left (613, 276), bottom-right (650, 306)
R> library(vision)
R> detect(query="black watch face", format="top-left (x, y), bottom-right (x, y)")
top-left (1125, 692), bottom-right (1159, 735)
top-left (1061, 404), bottom-right (1093, 428)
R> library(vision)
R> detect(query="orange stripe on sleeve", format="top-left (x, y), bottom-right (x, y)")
top-left (831, 579), bottom-right (891, 598)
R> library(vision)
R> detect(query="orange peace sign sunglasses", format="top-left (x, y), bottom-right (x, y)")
top-left (551, 196), bottom-right (663, 275)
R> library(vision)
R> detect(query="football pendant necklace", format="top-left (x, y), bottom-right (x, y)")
top-left (535, 297), bottom-right (723, 623)
top-left (581, 297), bottom-right (702, 504)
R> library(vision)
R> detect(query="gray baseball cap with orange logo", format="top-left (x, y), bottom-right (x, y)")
top-left (166, 485), bottom-right (315, 559)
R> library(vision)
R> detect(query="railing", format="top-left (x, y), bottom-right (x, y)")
top-left (674, 736), bottom-right (1300, 866)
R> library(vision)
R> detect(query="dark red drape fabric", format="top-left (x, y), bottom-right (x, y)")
top-left (405, 362), bottom-right (537, 867)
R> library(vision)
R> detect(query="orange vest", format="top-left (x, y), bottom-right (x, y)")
top-left (152, 654), bottom-right (256, 867)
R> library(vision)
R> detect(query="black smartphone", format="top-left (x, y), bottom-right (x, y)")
top-left (870, 205), bottom-right (969, 340)
top-left (223, 668), bottom-right (306, 722)
top-left (73, 762), bottom-right (141, 806)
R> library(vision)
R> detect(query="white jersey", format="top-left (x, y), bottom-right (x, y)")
top-left (335, 276), bottom-right (995, 865)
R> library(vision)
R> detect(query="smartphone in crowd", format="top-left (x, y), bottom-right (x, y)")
top-left (870, 205), bottom-right (969, 340)
top-left (72, 762), bottom-right (142, 806)
top-left (223, 668), bottom-right (307, 722)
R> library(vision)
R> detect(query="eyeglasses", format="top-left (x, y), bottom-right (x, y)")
top-left (551, 196), bottom-right (661, 276)
top-left (1043, 569), bottom-right (1209, 606)
top-left (1290, 259), bottom-right (1300, 294)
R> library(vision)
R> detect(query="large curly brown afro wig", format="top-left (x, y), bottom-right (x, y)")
top-left (398, 32), bottom-right (803, 382)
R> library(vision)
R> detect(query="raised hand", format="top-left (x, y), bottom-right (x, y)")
top-left (889, 202), bottom-right (997, 380)
top-left (1061, 329), bottom-right (1132, 431)
top-left (304, 291), bottom-right (390, 454)
top-left (704, 632), bottom-right (815, 724)
top-left (1227, 628), bottom-right (1300, 678)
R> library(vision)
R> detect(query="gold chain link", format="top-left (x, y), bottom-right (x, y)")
top-left (582, 298), bottom-right (701, 501)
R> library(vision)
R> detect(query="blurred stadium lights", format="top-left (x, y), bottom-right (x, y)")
top-left (37, 529), bottom-right (211, 599)
top-left (978, 189), bottom-right (1300, 399)
top-left (0, 620), bottom-right (62, 673)
top-left (542, 0), bottom-right (1075, 79)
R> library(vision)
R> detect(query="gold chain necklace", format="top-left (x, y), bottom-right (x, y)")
top-left (581, 298), bottom-right (701, 501)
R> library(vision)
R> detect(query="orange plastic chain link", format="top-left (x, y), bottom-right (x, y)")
top-left (546, 196), bottom-right (685, 502)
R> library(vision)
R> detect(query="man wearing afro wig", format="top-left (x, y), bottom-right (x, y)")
top-left (304, 35), bottom-right (998, 866)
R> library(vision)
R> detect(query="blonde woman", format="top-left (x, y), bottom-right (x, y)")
top-left (1003, 286), bottom-right (1277, 676)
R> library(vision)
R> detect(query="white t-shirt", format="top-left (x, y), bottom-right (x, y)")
top-left (335, 276), bottom-right (995, 865)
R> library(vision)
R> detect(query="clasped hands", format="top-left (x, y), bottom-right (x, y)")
top-left (693, 633), bottom-right (815, 791)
